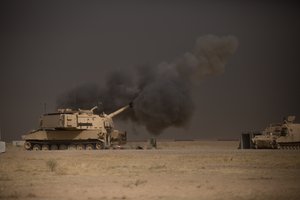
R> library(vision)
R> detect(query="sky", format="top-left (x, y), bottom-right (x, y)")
top-left (0, 0), bottom-right (299, 141)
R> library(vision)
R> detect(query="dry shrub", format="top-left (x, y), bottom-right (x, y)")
top-left (46, 159), bottom-right (57, 172)
top-left (134, 179), bottom-right (147, 186)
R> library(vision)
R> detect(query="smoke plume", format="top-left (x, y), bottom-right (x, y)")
top-left (57, 35), bottom-right (238, 134)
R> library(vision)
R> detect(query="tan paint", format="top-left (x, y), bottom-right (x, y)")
top-left (252, 116), bottom-right (300, 149)
top-left (22, 104), bottom-right (131, 150)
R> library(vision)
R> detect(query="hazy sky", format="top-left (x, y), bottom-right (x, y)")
top-left (0, 1), bottom-right (299, 141)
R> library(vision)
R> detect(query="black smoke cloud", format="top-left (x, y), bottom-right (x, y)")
top-left (57, 35), bottom-right (238, 135)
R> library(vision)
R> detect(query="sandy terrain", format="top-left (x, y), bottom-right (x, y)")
top-left (0, 140), bottom-right (300, 200)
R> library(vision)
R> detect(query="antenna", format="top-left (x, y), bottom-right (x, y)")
top-left (74, 91), bottom-right (77, 108)
top-left (97, 101), bottom-right (103, 112)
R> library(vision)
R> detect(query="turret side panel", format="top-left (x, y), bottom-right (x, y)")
top-left (78, 116), bottom-right (98, 129)
top-left (66, 114), bottom-right (77, 128)
top-left (41, 113), bottom-right (104, 130)
top-left (41, 115), bottom-right (63, 129)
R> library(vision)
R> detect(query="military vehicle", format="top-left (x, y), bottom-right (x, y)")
top-left (276, 116), bottom-right (300, 149)
top-left (22, 103), bottom-right (132, 150)
top-left (251, 116), bottom-right (300, 149)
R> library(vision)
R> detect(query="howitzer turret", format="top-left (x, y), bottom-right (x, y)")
top-left (22, 103), bottom-right (132, 151)
top-left (251, 116), bottom-right (300, 149)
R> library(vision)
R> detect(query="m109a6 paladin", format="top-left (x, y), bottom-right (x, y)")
top-left (22, 103), bottom-right (132, 150)
top-left (252, 116), bottom-right (300, 149)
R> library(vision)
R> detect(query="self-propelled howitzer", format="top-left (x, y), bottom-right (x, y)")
top-left (22, 103), bottom-right (132, 150)
top-left (251, 116), bottom-right (300, 149)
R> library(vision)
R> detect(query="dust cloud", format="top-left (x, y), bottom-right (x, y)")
top-left (57, 35), bottom-right (238, 134)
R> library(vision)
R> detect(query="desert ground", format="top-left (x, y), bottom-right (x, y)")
top-left (0, 140), bottom-right (300, 200)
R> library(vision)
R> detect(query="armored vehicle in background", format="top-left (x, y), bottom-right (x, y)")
top-left (276, 116), bottom-right (300, 149)
top-left (22, 103), bottom-right (131, 150)
top-left (251, 116), bottom-right (300, 149)
top-left (251, 122), bottom-right (282, 149)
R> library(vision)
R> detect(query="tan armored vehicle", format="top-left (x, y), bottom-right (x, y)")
top-left (276, 116), bottom-right (300, 149)
top-left (22, 103), bottom-right (132, 150)
top-left (252, 116), bottom-right (300, 149)
top-left (251, 123), bottom-right (282, 149)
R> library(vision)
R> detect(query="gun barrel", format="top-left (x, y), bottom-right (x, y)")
top-left (91, 106), bottom-right (98, 112)
top-left (108, 104), bottom-right (131, 118)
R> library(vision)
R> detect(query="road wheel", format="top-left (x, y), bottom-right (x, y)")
top-left (68, 144), bottom-right (76, 150)
top-left (50, 144), bottom-right (58, 150)
top-left (32, 144), bottom-right (41, 151)
top-left (277, 144), bottom-right (281, 149)
top-left (282, 145), bottom-right (287, 150)
top-left (59, 144), bottom-right (67, 150)
top-left (76, 144), bottom-right (85, 150)
top-left (42, 144), bottom-right (49, 151)
top-left (24, 141), bottom-right (32, 150)
top-left (86, 144), bottom-right (94, 150)
top-left (95, 142), bottom-right (104, 150)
